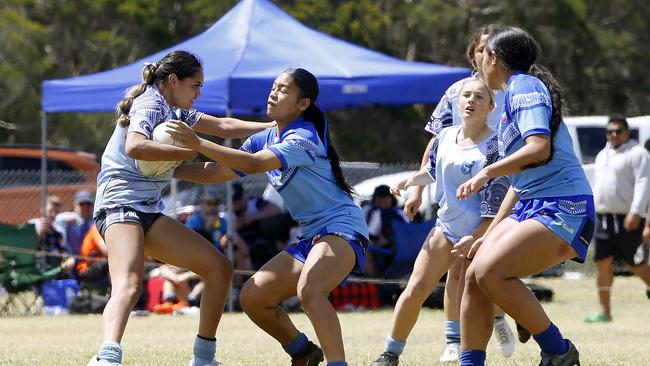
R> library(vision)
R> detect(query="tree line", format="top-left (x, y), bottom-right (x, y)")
top-left (1, 0), bottom-right (648, 162)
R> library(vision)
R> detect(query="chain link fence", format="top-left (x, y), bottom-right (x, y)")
top-left (0, 162), bottom-right (420, 224)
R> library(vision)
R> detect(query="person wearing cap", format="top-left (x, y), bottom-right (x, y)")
top-left (361, 184), bottom-right (408, 277)
top-left (56, 189), bottom-right (96, 256)
top-left (585, 115), bottom-right (650, 323)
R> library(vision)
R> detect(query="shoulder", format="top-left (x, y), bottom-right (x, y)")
top-left (282, 122), bottom-right (319, 145)
top-left (507, 74), bottom-right (551, 109)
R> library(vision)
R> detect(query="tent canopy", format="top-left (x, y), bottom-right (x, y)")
top-left (42, 0), bottom-right (469, 115)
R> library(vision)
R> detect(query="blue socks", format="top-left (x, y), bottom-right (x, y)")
top-left (444, 320), bottom-right (461, 345)
top-left (533, 322), bottom-right (569, 355)
top-left (193, 335), bottom-right (216, 365)
top-left (98, 341), bottom-right (122, 364)
top-left (283, 332), bottom-right (308, 357)
top-left (383, 336), bottom-right (406, 356)
top-left (460, 350), bottom-right (486, 366)
top-left (327, 362), bottom-right (348, 366)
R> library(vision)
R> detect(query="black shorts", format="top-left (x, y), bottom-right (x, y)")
top-left (94, 207), bottom-right (164, 239)
top-left (594, 214), bottom-right (646, 266)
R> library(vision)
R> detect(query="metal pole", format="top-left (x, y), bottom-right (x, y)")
top-left (170, 178), bottom-right (178, 219)
top-left (225, 106), bottom-right (235, 312)
top-left (40, 111), bottom-right (48, 216)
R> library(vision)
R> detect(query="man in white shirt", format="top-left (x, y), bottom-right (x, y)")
top-left (586, 115), bottom-right (650, 322)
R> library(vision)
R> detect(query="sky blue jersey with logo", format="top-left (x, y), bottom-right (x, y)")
top-left (238, 117), bottom-right (369, 241)
top-left (94, 85), bottom-right (203, 216)
top-left (498, 72), bottom-right (592, 200)
top-left (427, 126), bottom-right (509, 242)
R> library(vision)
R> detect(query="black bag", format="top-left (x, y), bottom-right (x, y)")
top-left (69, 289), bottom-right (109, 314)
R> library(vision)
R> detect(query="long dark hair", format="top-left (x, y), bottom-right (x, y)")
top-left (285, 68), bottom-right (354, 196)
top-left (466, 24), bottom-right (502, 70)
top-left (486, 27), bottom-right (562, 166)
top-left (115, 50), bottom-right (203, 127)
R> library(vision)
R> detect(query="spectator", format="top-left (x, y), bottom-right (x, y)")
top-left (76, 225), bottom-right (109, 290)
top-left (57, 189), bottom-right (95, 256)
top-left (362, 184), bottom-right (408, 277)
top-left (151, 264), bottom-right (199, 313)
top-left (585, 115), bottom-right (650, 322)
top-left (29, 195), bottom-right (68, 270)
top-left (186, 190), bottom-right (252, 280)
top-left (232, 182), bottom-right (287, 268)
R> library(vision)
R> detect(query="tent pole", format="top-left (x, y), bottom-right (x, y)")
top-left (225, 106), bottom-right (235, 313)
top-left (40, 111), bottom-right (48, 216)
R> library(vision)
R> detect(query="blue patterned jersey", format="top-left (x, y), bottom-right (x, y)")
top-left (427, 126), bottom-right (509, 242)
top-left (238, 117), bottom-right (369, 241)
top-left (498, 72), bottom-right (592, 199)
top-left (94, 85), bottom-right (203, 216)
top-left (425, 77), bottom-right (506, 134)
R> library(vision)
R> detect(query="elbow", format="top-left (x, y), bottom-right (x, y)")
top-left (125, 141), bottom-right (146, 159)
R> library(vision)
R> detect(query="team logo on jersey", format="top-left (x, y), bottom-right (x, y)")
top-left (461, 160), bottom-right (476, 174)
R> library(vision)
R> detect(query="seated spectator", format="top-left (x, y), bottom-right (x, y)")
top-left (186, 190), bottom-right (252, 277)
top-left (361, 184), bottom-right (409, 277)
top-left (76, 225), bottom-right (109, 291)
top-left (232, 182), bottom-right (290, 269)
top-left (56, 189), bottom-right (95, 256)
top-left (29, 195), bottom-right (69, 271)
top-left (151, 264), bottom-right (200, 313)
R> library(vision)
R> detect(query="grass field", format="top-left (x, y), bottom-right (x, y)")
top-left (1, 276), bottom-right (649, 366)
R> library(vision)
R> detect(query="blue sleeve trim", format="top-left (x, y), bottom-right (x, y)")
top-left (268, 146), bottom-right (288, 169)
top-left (522, 128), bottom-right (551, 139)
top-left (233, 169), bottom-right (246, 177)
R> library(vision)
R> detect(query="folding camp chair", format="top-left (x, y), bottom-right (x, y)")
top-left (0, 223), bottom-right (61, 316)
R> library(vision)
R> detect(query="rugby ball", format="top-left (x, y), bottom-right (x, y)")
top-left (135, 121), bottom-right (185, 177)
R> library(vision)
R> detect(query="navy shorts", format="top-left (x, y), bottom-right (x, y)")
top-left (94, 207), bottom-right (164, 239)
top-left (594, 214), bottom-right (646, 266)
top-left (510, 195), bottom-right (595, 263)
top-left (285, 229), bottom-right (368, 276)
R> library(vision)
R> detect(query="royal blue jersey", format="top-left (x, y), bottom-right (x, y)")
top-left (238, 117), bottom-right (369, 241)
top-left (498, 72), bottom-right (592, 199)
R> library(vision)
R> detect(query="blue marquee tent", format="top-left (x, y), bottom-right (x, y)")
top-left (42, 0), bottom-right (469, 115)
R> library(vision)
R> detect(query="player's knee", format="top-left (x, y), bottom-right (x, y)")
top-left (239, 280), bottom-right (259, 312)
top-left (403, 279), bottom-right (434, 302)
top-left (297, 283), bottom-right (327, 311)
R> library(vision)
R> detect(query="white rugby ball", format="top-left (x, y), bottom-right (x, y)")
top-left (135, 121), bottom-right (185, 177)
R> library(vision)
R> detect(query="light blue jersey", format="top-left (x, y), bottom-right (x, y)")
top-left (427, 126), bottom-right (509, 243)
top-left (94, 85), bottom-right (203, 216)
top-left (498, 72), bottom-right (592, 199)
top-left (425, 76), bottom-right (505, 134)
top-left (238, 117), bottom-right (369, 241)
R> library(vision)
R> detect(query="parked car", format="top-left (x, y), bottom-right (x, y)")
top-left (564, 115), bottom-right (650, 187)
top-left (0, 145), bottom-right (99, 225)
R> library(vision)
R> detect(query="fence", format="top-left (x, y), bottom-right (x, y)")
top-left (0, 162), bottom-right (421, 224)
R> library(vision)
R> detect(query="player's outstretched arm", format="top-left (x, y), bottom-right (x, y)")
top-left (173, 162), bottom-right (238, 184)
top-left (193, 114), bottom-right (275, 139)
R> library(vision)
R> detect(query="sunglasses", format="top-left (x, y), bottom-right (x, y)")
top-left (606, 128), bottom-right (624, 135)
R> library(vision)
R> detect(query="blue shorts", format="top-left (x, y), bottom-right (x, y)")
top-left (510, 195), bottom-right (595, 263)
top-left (285, 229), bottom-right (368, 276)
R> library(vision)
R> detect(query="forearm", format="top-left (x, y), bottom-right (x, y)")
top-left (483, 137), bottom-right (550, 179)
top-left (173, 162), bottom-right (237, 183)
top-left (471, 218), bottom-right (493, 239)
top-left (405, 169), bottom-right (435, 188)
top-left (126, 136), bottom-right (196, 161)
top-left (196, 138), bottom-right (270, 174)
top-left (195, 114), bottom-right (274, 139)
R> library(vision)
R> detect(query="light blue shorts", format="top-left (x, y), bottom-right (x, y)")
top-left (510, 195), bottom-right (595, 262)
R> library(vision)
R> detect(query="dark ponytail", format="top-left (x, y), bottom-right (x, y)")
top-left (115, 50), bottom-right (203, 128)
top-left (286, 68), bottom-right (354, 196)
top-left (486, 27), bottom-right (562, 167)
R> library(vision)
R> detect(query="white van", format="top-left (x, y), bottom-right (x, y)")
top-left (564, 115), bottom-right (650, 187)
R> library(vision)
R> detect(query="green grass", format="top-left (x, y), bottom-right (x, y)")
top-left (1, 276), bottom-right (649, 365)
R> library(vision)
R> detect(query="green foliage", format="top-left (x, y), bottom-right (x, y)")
top-left (1, 0), bottom-right (648, 161)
